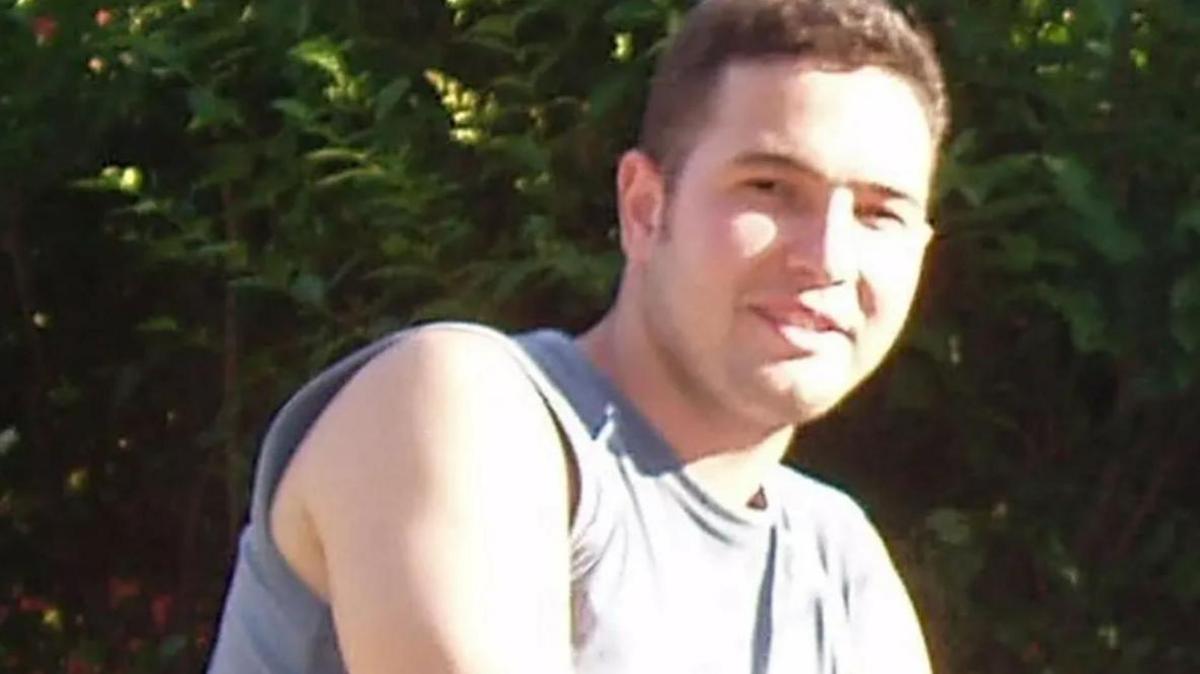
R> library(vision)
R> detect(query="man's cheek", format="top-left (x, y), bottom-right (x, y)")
top-left (859, 268), bottom-right (919, 338)
top-left (728, 211), bottom-right (782, 260)
top-left (862, 249), bottom-right (922, 301)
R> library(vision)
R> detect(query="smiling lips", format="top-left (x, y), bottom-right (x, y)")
top-left (750, 300), bottom-right (853, 354)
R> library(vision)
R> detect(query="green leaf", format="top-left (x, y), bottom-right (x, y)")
top-left (365, 264), bottom-right (439, 284)
top-left (193, 242), bottom-right (247, 267)
top-left (485, 135), bottom-right (548, 173)
top-left (993, 232), bottom-right (1040, 273)
top-left (273, 98), bottom-right (317, 123)
top-left (1035, 282), bottom-right (1108, 353)
top-left (126, 198), bottom-right (172, 216)
top-left (1044, 155), bottom-right (1142, 264)
top-left (885, 358), bottom-right (938, 411)
top-left (1088, 0), bottom-right (1124, 33)
top-left (48, 381), bottom-right (82, 407)
top-left (1167, 548), bottom-right (1200, 603)
top-left (290, 37), bottom-right (348, 83)
top-left (1170, 269), bottom-right (1200, 354)
top-left (305, 147), bottom-right (368, 165)
top-left (926, 508), bottom-right (972, 546)
top-left (936, 139), bottom-right (1039, 209)
top-left (157, 634), bottom-right (187, 661)
top-left (112, 365), bottom-right (144, 409)
top-left (187, 87), bottom-right (244, 132)
top-left (375, 77), bottom-right (411, 121)
top-left (0, 427), bottom-right (19, 457)
top-left (467, 13), bottom-right (519, 40)
top-left (1021, 0), bottom-right (1049, 17)
top-left (136, 316), bottom-right (181, 333)
top-left (261, 0), bottom-right (313, 38)
top-left (198, 144), bottom-right (254, 187)
top-left (314, 166), bottom-right (385, 189)
top-left (1174, 202), bottom-right (1200, 239)
top-left (603, 0), bottom-right (663, 28)
top-left (380, 233), bottom-right (414, 257)
top-left (411, 296), bottom-right (477, 322)
top-left (490, 258), bottom-right (550, 305)
top-left (1038, 21), bottom-right (1071, 46)
top-left (290, 273), bottom-right (326, 309)
top-left (588, 72), bottom-right (636, 120)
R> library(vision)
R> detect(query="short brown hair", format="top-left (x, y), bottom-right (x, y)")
top-left (639, 0), bottom-right (949, 178)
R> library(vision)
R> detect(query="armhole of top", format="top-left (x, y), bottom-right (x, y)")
top-left (520, 362), bottom-right (602, 559)
top-left (430, 324), bottom-right (605, 575)
top-left (473, 328), bottom-right (602, 557)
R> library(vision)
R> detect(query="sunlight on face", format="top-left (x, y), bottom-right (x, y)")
top-left (637, 60), bottom-right (935, 427)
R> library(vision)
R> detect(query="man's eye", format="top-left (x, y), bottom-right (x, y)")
top-left (744, 178), bottom-right (781, 194)
top-left (857, 206), bottom-right (906, 230)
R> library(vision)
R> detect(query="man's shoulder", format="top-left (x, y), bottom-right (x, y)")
top-left (355, 321), bottom-right (539, 394)
top-left (770, 464), bottom-right (866, 522)
top-left (769, 470), bottom-right (930, 673)
top-left (297, 320), bottom-right (559, 477)
top-left (375, 320), bottom-right (521, 364)
top-left (769, 465), bottom-right (889, 566)
top-left (293, 317), bottom-right (571, 539)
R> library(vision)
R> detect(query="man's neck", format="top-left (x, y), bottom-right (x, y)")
top-left (577, 311), bottom-right (795, 512)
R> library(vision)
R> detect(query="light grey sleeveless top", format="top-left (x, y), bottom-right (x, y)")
top-left (207, 323), bottom-right (930, 674)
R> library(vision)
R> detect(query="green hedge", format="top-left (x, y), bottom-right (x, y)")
top-left (2, 0), bottom-right (1199, 671)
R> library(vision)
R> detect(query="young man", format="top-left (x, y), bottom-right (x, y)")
top-left (207, 0), bottom-right (949, 672)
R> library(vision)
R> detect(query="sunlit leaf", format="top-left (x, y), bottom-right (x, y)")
top-left (290, 37), bottom-right (348, 83)
top-left (305, 147), bottom-right (368, 165)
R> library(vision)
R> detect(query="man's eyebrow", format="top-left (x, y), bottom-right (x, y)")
top-left (729, 150), bottom-right (922, 208)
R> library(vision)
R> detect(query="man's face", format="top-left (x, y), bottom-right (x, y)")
top-left (623, 59), bottom-right (935, 428)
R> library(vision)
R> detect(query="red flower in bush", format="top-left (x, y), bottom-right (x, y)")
top-left (150, 594), bottom-right (173, 631)
top-left (108, 577), bottom-right (140, 607)
top-left (32, 15), bottom-right (58, 45)
top-left (66, 655), bottom-right (94, 674)
top-left (95, 8), bottom-right (114, 27)
top-left (17, 595), bottom-right (49, 613)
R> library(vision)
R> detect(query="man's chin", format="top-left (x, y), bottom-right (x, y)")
top-left (753, 375), bottom-right (853, 428)
top-left (786, 391), bottom-right (847, 427)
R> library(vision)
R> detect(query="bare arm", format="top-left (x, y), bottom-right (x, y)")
top-left (291, 327), bottom-right (574, 673)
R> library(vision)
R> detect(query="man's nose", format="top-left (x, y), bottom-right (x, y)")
top-left (782, 185), bottom-right (858, 287)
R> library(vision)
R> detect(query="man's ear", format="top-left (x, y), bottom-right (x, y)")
top-left (616, 149), bottom-right (666, 264)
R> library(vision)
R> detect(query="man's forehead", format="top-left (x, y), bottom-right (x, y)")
top-left (715, 57), bottom-right (937, 140)
top-left (699, 60), bottom-right (936, 203)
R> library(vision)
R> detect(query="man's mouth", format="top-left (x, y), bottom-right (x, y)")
top-left (749, 301), bottom-right (854, 354)
top-left (751, 301), bottom-right (852, 336)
